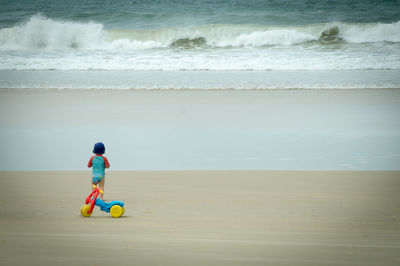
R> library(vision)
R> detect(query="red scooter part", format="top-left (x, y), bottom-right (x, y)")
top-left (81, 185), bottom-right (104, 217)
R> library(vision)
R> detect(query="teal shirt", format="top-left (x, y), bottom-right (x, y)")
top-left (92, 156), bottom-right (106, 178)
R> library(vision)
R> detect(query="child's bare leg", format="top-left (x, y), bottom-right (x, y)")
top-left (91, 175), bottom-right (96, 190)
top-left (98, 178), bottom-right (105, 199)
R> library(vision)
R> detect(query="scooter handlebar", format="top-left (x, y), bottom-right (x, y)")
top-left (92, 184), bottom-right (104, 194)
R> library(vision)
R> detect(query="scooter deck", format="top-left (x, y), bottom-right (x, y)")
top-left (95, 198), bottom-right (125, 213)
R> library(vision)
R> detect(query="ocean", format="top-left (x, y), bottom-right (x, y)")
top-left (1, 0), bottom-right (400, 171)
top-left (1, 0), bottom-right (400, 89)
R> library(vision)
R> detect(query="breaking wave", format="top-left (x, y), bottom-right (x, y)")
top-left (1, 15), bottom-right (400, 51)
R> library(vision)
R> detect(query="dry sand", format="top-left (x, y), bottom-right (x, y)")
top-left (1, 170), bottom-right (399, 266)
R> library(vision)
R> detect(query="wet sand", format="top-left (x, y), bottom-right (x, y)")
top-left (1, 89), bottom-right (400, 171)
top-left (1, 171), bottom-right (399, 266)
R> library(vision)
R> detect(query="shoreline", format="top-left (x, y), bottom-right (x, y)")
top-left (1, 87), bottom-right (400, 92)
top-left (1, 69), bottom-right (400, 90)
top-left (1, 88), bottom-right (400, 171)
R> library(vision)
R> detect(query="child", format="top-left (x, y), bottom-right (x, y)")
top-left (88, 142), bottom-right (110, 200)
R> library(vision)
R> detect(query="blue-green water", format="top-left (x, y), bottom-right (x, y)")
top-left (0, 0), bottom-right (399, 84)
top-left (0, 0), bottom-right (400, 86)
top-left (1, 0), bottom-right (400, 29)
top-left (0, 0), bottom-right (399, 88)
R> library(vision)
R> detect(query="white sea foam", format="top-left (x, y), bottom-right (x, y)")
top-left (231, 29), bottom-right (316, 46)
top-left (0, 15), bottom-right (105, 50)
top-left (340, 21), bottom-right (400, 43)
top-left (1, 15), bottom-right (400, 72)
top-left (1, 15), bottom-right (400, 51)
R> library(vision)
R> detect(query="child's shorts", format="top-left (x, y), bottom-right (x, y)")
top-left (92, 174), bottom-right (104, 184)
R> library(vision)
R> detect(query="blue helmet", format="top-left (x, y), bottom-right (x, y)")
top-left (93, 142), bottom-right (105, 154)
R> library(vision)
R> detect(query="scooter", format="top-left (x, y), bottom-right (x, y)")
top-left (80, 185), bottom-right (125, 218)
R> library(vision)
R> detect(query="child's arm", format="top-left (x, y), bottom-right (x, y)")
top-left (102, 156), bottom-right (110, 168)
top-left (88, 156), bottom-right (94, 168)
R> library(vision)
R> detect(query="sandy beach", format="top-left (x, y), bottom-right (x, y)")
top-left (0, 89), bottom-right (399, 265)
top-left (0, 170), bottom-right (399, 266)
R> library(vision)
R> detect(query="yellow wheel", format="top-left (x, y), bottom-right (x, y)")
top-left (110, 205), bottom-right (123, 218)
top-left (121, 207), bottom-right (125, 216)
top-left (80, 204), bottom-right (92, 217)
